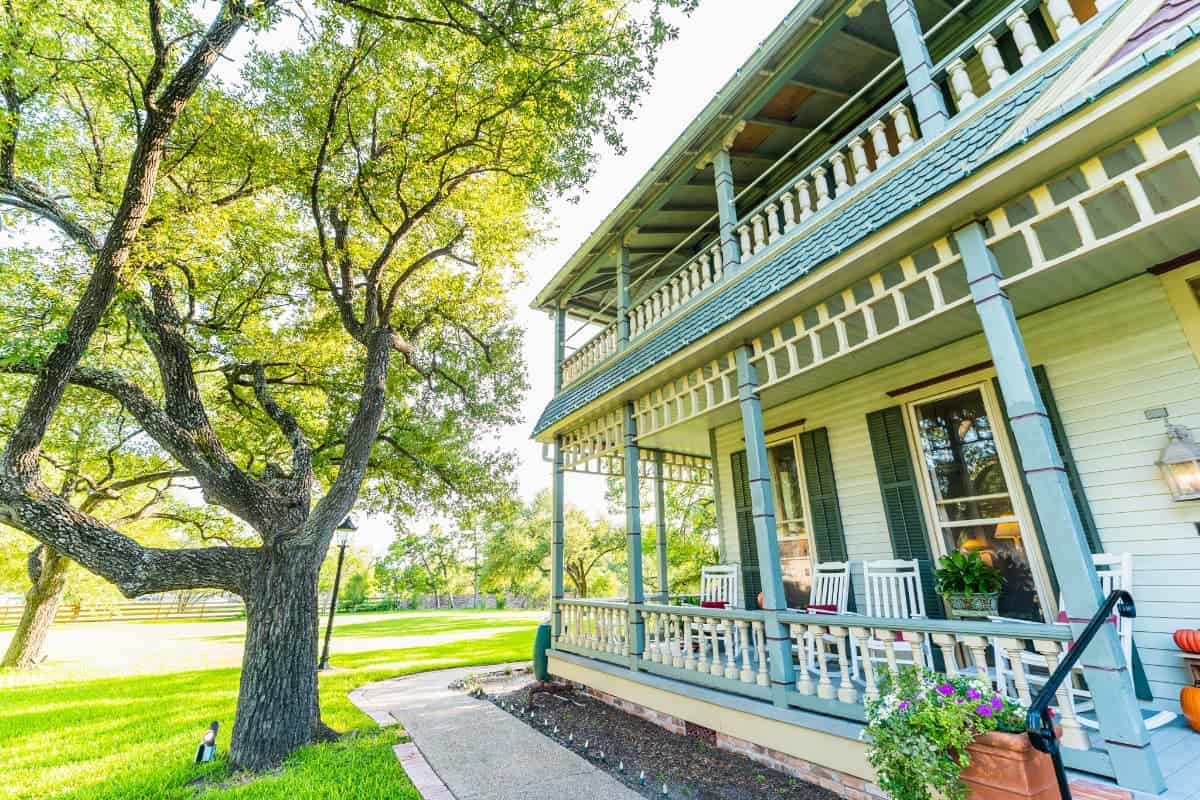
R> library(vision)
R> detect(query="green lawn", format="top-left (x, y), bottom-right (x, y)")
top-left (0, 611), bottom-right (539, 800)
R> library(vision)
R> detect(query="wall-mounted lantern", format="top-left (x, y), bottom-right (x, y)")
top-left (1154, 413), bottom-right (1200, 502)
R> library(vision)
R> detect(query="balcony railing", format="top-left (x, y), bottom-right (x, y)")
top-left (556, 0), bottom-right (1097, 392)
top-left (553, 598), bottom-right (1105, 773)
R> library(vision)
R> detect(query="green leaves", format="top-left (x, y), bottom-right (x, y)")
top-left (933, 550), bottom-right (1004, 596)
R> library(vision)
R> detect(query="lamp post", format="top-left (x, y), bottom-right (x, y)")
top-left (318, 515), bottom-right (356, 671)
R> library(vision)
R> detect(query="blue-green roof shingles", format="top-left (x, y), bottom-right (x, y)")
top-left (532, 62), bottom-right (1073, 436)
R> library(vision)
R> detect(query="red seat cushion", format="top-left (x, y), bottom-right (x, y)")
top-left (806, 604), bottom-right (838, 614)
top-left (700, 600), bottom-right (728, 609)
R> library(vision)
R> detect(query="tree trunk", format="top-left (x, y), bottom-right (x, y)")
top-left (2, 546), bottom-right (70, 668)
top-left (229, 546), bottom-right (323, 771)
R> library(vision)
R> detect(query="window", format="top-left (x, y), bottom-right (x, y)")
top-left (907, 384), bottom-right (1049, 621)
top-left (1159, 259), bottom-right (1200, 364)
top-left (767, 437), bottom-right (814, 608)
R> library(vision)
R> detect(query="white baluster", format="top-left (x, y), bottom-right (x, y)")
top-left (683, 616), bottom-right (695, 670)
top-left (698, 253), bottom-right (712, 289)
top-left (795, 624), bottom-right (816, 695)
top-left (739, 620), bottom-right (755, 683)
top-left (765, 203), bottom-right (781, 243)
top-left (851, 626), bottom-right (878, 701)
top-left (810, 624), bottom-right (835, 699)
top-left (673, 615), bottom-right (685, 668)
top-left (1045, 0), bottom-right (1080, 38)
top-left (751, 214), bottom-right (767, 254)
top-left (1034, 640), bottom-right (1090, 750)
top-left (962, 635), bottom-right (990, 675)
top-left (932, 633), bottom-right (960, 677)
top-left (878, 629), bottom-right (900, 677)
top-left (697, 617), bottom-right (709, 673)
top-left (709, 620), bottom-right (724, 676)
top-left (849, 137), bottom-right (871, 182)
top-left (753, 620), bottom-right (770, 687)
top-left (710, 245), bottom-right (724, 280)
top-left (780, 192), bottom-right (797, 231)
top-left (907, 631), bottom-right (928, 670)
top-left (975, 34), bottom-right (1010, 89)
top-left (1007, 10), bottom-right (1042, 66)
top-left (688, 262), bottom-right (701, 298)
top-left (889, 104), bottom-right (915, 150)
top-left (724, 622), bottom-right (738, 679)
top-left (947, 58), bottom-right (977, 110)
top-left (868, 119), bottom-right (892, 169)
top-left (735, 225), bottom-right (751, 260)
top-left (795, 179), bottom-right (813, 221)
top-left (830, 626), bottom-right (858, 704)
top-left (997, 637), bottom-right (1033, 704)
top-left (621, 609), bottom-right (630, 656)
top-left (831, 153), bottom-right (851, 196)
top-left (812, 167), bottom-right (831, 209)
top-left (643, 611), bottom-right (654, 661)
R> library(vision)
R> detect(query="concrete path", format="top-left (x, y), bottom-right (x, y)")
top-left (350, 665), bottom-right (643, 800)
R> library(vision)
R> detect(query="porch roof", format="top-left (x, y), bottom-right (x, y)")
top-left (531, 18), bottom-right (1200, 438)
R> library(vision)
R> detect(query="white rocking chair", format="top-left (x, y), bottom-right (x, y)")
top-left (802, 561), bottom-right (852, 672)
top-left (854, 559), bottom-right (932, 679)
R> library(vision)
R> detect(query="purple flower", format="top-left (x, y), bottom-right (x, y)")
top-left (990, 696), bottom-right (1003, 711)
top-left (956, 698), bottom-right (966, 705)
top-left (976, 705), bottom-right (994, 718)
top-left (966, 688), bottom-right (982, 700)
top-left (899, 700), bottom-right (910, 711)
top-left (936, 683), bottom-right (955, 697)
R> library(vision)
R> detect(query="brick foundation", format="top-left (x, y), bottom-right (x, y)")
top-left (571, 682), bottom-right (1133, 800)
top-left (573, 683), bottom-right (885, 799)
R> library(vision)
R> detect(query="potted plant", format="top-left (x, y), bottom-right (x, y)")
top-left (935, 551), bottom-right (1004, 619)
top-left (865, 667), bottom-right (1056, 800)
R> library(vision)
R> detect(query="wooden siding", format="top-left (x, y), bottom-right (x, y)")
top-left (711, 273), bottom-right (1200, 708)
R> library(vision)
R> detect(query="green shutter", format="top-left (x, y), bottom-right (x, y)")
top-left (866, 406), bottom-right (945, 619)
top-left (798, 428), bottom-right (849, 563)
top-left (730, 450), bottom-right (761, 609)
top-left (995, 368), bottom-right (1152, 700)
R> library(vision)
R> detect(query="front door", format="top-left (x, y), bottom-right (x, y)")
top-left (906, 383), bottom-right (1051, 621)
top-left (767, 436), bottom-right (814, 608)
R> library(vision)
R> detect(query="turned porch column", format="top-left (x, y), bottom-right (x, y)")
top-left (709, 122), bottom-right (745, 271)
top-left (550, 304), bottom-right (567, 641)
top-left (884, 0), bottom-right (948, 136)
top-left (617, 243), bottom-right (631, 349)
top-left (953, 221), bottom-right (1164, 794)
top-left (624, 402), bottom-right (646, 662)
top-left (735, 345), bottom-right (796, 702)
top-left (654, 450), bottom-right (670, 603)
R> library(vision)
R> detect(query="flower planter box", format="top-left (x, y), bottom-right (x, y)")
top-left (944, 591), bottom-right (999, 620)
top-left (961, 727), bottom-right (1060, 800)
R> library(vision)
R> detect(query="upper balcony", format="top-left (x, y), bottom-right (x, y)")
top-left (541, 0), bottom-right (1113, 392)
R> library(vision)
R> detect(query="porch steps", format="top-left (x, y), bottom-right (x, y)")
top-left (1069, 779), bottom-right (1134, 800)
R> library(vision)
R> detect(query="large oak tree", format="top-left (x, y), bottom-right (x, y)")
top-left (0, 0), bottom-right (692, 769)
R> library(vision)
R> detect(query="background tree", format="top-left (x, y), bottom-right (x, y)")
top-left (377, 525), bottom-right (466, 608)
top-left (0, 0), bottom-right (694, 769)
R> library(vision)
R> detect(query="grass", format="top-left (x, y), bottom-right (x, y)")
top-left (0, 611), bottom-right (539, 800)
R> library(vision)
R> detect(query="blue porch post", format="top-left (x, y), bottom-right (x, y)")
top-left (617, 244), bottom-right (631, 349)
top-left (624, 402), bottom-right (646, 664)
top-left (735, 345), bottom-right (796, 702)
top-left (712, 123), bottom-right (745, 270)
top-left (953, 222), bottom-right (1164, 794)
top-left (654, 450), bottom-right (670, 603)
top-left (885, 0), bottom-right (948, 137)
top-left (550, 306), bottom-right (567, 642)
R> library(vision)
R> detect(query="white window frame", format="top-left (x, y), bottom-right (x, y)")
top-left (764, 424), bottom-right (819, 594)
top-left (899, 375), bottom-right (1057, 622)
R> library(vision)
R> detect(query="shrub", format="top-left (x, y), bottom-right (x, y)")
top-left (493, 593), bottom-right (507, 610)
top-left (864, 667), bottom-right (1024, 800)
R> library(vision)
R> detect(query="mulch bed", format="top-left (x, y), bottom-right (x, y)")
top-left (487, 683), bottom-right (840, 800)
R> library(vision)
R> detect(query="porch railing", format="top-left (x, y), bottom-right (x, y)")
top-left (552, 599), bottom-right (1108, 775)
top-left (555, 0), bottom-right (1100, 392)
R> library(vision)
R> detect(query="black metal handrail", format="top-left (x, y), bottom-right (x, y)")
top-left (1026, 589), bottom-right (1136, 800)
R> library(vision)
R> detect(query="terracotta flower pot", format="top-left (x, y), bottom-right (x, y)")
top-left (961, 727), bottom-right (1061, 800)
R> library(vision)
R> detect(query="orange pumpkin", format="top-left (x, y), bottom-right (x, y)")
top-left (1175, 629), bottom-right (1200, 654)
top-left (1182, 687), bottom-right (1200, 733)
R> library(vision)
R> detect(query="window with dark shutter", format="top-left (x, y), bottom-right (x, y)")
top-left (865, 406), bottom-right (945, 619)
top-left (730, 450), bottom-right (761, 609)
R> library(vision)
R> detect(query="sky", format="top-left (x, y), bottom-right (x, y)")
top-left (337, 0), bottom-right (806, 555)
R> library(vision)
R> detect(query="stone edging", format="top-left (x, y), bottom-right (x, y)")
top-left (392, 742), bottom-right (455, 800)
